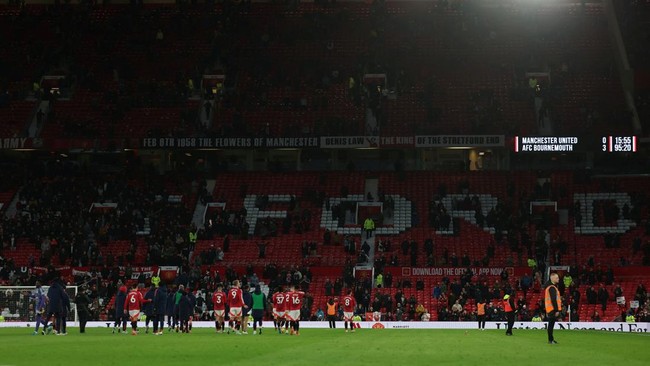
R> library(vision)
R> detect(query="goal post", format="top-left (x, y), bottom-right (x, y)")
top-left (0, 286), bottom-right (78, 326)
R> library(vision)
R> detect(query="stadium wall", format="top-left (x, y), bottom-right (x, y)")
top-left (1, 321), bottom-right (648, 332)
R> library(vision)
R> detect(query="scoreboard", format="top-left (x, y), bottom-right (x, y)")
top-left (602, 136), bottom-right (637, 152)
top-left (514, 136), bottom-right (637, 153)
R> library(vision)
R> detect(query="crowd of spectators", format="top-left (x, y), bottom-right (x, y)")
top-left (0, 160), bottom-right (197, 271)
top-left (201, 208), bottom-right (249, 239)
top-left (2, 162), bottom-right (650, 322)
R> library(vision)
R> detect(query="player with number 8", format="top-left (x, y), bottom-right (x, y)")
top-left (342, 289), bottom-right (357, 333)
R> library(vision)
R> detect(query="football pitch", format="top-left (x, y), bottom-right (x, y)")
top-left (0, 327), bottom-right (649, 366)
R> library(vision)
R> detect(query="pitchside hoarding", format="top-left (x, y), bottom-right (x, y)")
top-left (1, 322), bottom-right (647, 332)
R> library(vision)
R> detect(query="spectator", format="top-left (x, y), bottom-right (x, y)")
top-left (586, 286), bottom-right (598, 305)
top-left (598, 285), bottom-right (609, 311)
top-left (363, 218), bottom-right (375, 239)
top-left (591, 311), bottom-right (601, 322)
top-left (451, 300), bottom-right (463, 318)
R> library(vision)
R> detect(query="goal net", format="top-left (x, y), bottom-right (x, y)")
top-left (0, 286), bottom-right (78, 325)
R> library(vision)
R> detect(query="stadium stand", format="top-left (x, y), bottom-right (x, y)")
top-left (0, 1), bottom-right (648, 326)
top-left (0, 1), bottom-right (632, 139)
top-left (1, 168), bottom-right (649, 322)
top-left (615, 0), bottom-right (650, 136)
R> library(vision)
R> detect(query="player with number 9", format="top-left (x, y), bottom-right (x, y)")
top-left (227, 280), bottom-right (246, 334)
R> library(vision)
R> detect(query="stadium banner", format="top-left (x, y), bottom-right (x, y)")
top-left (118, 266), bottom-right (156, 280)
top-left (159, 265), bottom-right (179, 282)
top-left (390, 267), bottom-right (513, 277)
top-left (380, 136), bottom-right (415, 148)
top-left (30, 266), bottom-right (72, 277)
top-left (71, 268), bottom-right (91, 277)
top-left (1, 321), bottom-right (648, 332)
top-left (141, 137), bottom-right (319, 149)
top-left (415, 135), bottom-right (504, 147)
top-left (69, 266), bottom-right (157, 279)
top-left (320, 136), bottom-right (379, 148)
top-left (0, 137), bottom-right (42, 149)
top-left (0, 135), bottom-right (515, 150)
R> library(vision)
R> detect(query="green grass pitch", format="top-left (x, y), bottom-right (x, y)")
top-left (0, 327), bottom-right (649, 366)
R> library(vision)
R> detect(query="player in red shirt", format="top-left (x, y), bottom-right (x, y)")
top-left (271, 287), bottom-right (287, 334)
top-left (342, 289), bottom-right (357, 333)
top-left (227, 280), bottom-right (247, 334)
top-left (282, 289), bottom-right (292, 334)
top-left (286, 285), bottom-right (305, 336)
top-left (212, 284), bottom-right (227, 333)
top-left (124, 284), bottom-right (152, 335)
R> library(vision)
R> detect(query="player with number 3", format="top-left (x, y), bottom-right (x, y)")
top-left (212, 284), bottom-right (226, 333)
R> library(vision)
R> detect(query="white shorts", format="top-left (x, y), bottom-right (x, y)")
top-left (229, 307), bottom-right (242, 318)
top-left (285, 310), bottom-right (300, 321)
top-left (128, 310), bottom-right (140, 321)
top-left (214, 310), bottom-right (225, 318)
top-left (273, 309), bottom-right (286, 319)
top-left (343, 312), bottom-right (354, 321)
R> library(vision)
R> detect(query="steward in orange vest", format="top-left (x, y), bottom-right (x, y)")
top-left (545, 273), bottom-right (562, 344)
top-left (326, 298), bottom-right (338, 329)
top-left (503, 292), bottom-right (516, 336)
top-left (477, 300), bottom-right (487, 330)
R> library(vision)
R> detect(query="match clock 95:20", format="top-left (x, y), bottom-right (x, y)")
top-left (601, 136), bottom-right (637, 153)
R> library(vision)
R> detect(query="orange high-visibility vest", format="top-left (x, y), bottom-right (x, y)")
top-left (503, 299), bottom-right (513, 313)
top-left (477, 303), bottom-right (486, 316)
top-left (545, 285), bottom-right (562, 314)
top-left (327, 303), bottom-right (337, 316)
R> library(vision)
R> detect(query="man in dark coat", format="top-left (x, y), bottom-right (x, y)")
top-left (144, 284), bottom-right (156, 333)
top-left (113, 285), bottom-right (128, 333)
top-left (178, 289), bottom-right (192, 333)
top-left (242, 285), bottom-right (253, 334)
top-left (187, 289), bottom-right (196, 333)
top-left (75, 287), bottom-right (92, 333)
top-left (60, 288), bottom-right (70, 335)
top-left (43, 280), bottom-right (65, 335)
top-left (166, 287), bottom-right (176, 332)
top-left (153, 283), bottom-right (168, 335)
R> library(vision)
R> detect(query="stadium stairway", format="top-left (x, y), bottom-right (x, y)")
top-left (357, 231), bottom-right (376, 272)
top-left (192, 179), bottom-right (216, 228)
top-left (0, 188), bottom-right (19, 218)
